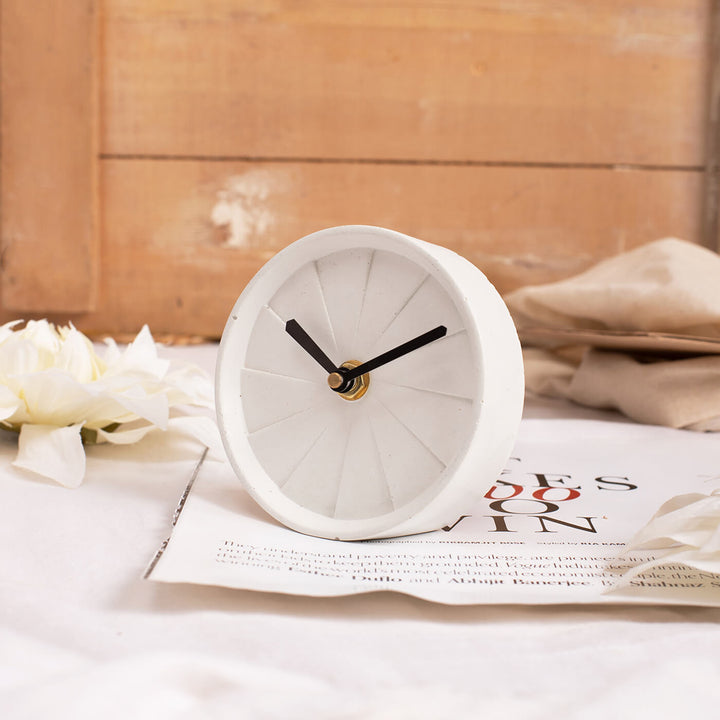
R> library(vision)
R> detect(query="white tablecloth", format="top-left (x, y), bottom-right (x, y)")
top-left (2, 344), bottom-right (719, 719)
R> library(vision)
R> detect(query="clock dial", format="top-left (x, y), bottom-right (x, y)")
top-left (240, 246), bottom-right (476, 523)
top-left (216, 225), bottom-right (524, 540)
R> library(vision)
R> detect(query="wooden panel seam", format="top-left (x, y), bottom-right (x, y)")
top-left (99, 154), bottom-right (705, 173)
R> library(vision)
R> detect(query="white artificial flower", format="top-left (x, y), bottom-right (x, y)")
top-left (618, 489), bottom-right (720, 579)
top-left (0, 320), bottom-right (217, 487)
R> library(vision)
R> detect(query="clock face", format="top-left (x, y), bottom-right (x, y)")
top-left (217, 226), bottom-right (522, 540)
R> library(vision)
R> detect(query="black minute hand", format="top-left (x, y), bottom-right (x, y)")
top-left (285, 319), bottom-right (337, 374)
top-left (342, 325), bottom-right (447, 382)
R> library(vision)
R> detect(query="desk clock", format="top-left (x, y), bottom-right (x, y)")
top-left (216, 225), bottom-right (523, 540)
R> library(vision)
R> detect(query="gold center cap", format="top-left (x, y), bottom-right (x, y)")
top-left (327, 361), bottom-right (370, 401)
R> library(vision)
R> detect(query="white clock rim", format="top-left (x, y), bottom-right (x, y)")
top-left (216, 225), bottom-right (521, 540)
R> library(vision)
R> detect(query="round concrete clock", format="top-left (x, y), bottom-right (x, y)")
top-left (216, 225), bottom-right (524, 540)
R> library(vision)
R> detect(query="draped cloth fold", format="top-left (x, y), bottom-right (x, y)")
top-left (505, 239), bottom-right (720, 430)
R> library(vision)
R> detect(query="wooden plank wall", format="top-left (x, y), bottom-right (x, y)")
top-left (0, 0), bottom-right (714, 338)
top-left (0, 0), bottom-right (99, 313)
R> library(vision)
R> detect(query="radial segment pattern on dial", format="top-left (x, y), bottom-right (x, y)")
top-left (241, 247), bottom-right (478, 520)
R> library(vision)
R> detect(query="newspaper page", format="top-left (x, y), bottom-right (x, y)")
top-left (146, 419), bottom-right (720, 606)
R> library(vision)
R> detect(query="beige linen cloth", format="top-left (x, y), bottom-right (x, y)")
top-left (504, 238), bottom-right (720, 431)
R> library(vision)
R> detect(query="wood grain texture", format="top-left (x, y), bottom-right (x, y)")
top-left (0, 0), bottom-right (99, 312)
top-left (704, 0), bottom-right (720, 251)
top-left (102, 0), bottom-right (708, 165)
top-left (0, 158), bottom-right (698, 338)
top-left (0, 1), bottom-right (712, 337)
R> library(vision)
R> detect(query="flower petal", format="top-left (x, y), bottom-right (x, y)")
top-left (96, 422), bottom-right (156, 445)
top-left (163, 364), bottom-right (214, 408)
top-left (0, 335), bottom-right (40, 379)
top-left (620, 489), bottom-right (720, 579)
top-left (167, 415), bottom-right (223, 456)
top-left (0, 384), bottom-right (21, 422)
top-left (20, 320), bottom-right (61, 368)
top-left (105, 387), bottom-right (169, 428)
top-left (96, 416), bottom-right (222, 455)
top-left (0, 319), bottom-right (23, 344)
top-left (104, 325), bottom-right (169, 380)
top-left (13, 423), bottom-right (86, 488)
top-left (101, 336), bottom-right (122, 365)
top-left (56, 325), bottom-right (104, 382)
top-left (18, 369), bottom-right (94, 426)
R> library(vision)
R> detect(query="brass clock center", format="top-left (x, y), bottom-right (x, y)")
top-left (327, 361), bottom-right (370, 401)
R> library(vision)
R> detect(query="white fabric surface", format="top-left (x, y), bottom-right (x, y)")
top-left (2, 344), bottom-right (720, 719)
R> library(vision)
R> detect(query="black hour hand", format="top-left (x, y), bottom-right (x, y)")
top-left (285, 319), bottom-right (337, 374)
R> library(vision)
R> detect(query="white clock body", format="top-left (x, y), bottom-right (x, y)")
top-left (216, 225), bottom-right (524, 540)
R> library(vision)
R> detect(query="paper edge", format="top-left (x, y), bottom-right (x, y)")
top-left (144, 567), bottom-right (720, 607)
top-left (143, 446), bottom-right (209, 580)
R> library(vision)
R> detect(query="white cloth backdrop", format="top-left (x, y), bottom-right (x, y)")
top-left (1, 344), bottom-right (719, 720)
